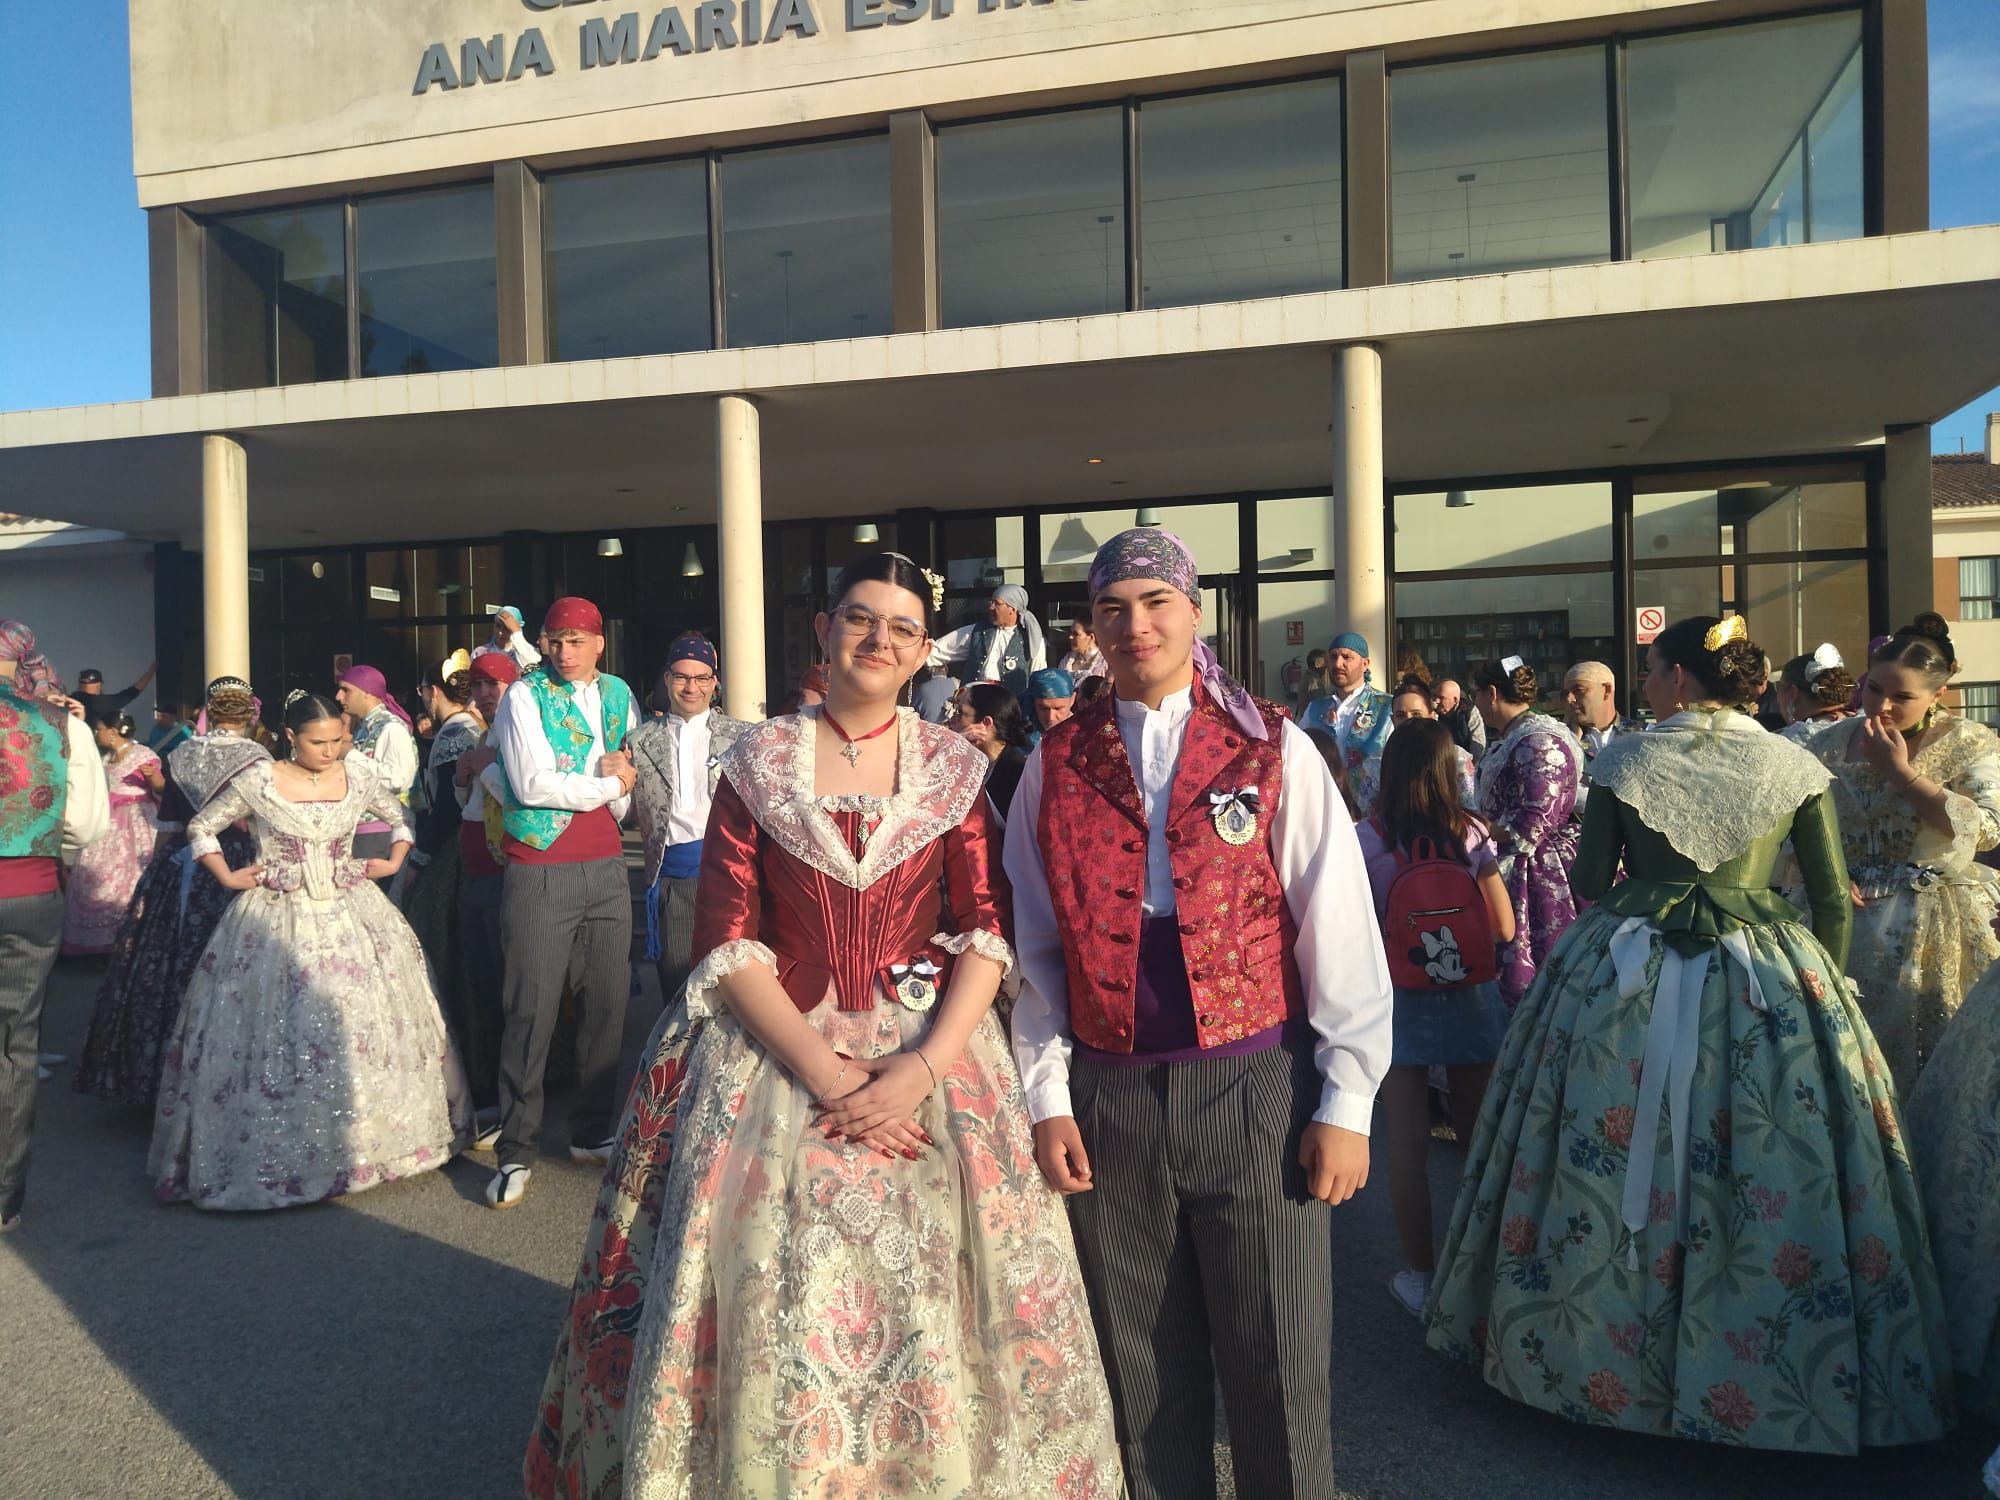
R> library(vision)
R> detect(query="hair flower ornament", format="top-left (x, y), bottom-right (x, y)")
top-left (1499, 654), bottom-right (1525, 675)
top-left (1802, 642), bottom-right (1844, 683)
top-left (1703, 615), bottom-right (1748, 652)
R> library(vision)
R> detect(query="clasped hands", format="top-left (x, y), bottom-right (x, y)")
top-left (598, 749), bottom-right (638, 797)
top-left (812, 1050), bottom-right (938, 1162)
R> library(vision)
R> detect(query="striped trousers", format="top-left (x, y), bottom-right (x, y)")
top-left (0, 889), bottom-right (65, 1221)
top-left (1067, 1039), bottom-right (1337, 1500)
top-left (651, 873), bottom-right (700, 1005)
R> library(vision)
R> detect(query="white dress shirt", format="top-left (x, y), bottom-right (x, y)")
top-left (357, 711), bottom-right (418, 800)
top-left (666, 708), bottom-right (715, 846)
top-left (491, 674), bottom-right (637, 822)
top-left (60, 710), bottom-right (111, 859)
top-left (1005, 688), bottom-right (1394, 1135)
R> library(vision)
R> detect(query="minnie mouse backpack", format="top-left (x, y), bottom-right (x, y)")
top-left (1373, 820), bottom-right (1499, 990)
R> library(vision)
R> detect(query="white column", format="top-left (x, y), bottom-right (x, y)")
top-left (201, 433), bottom-right (250, 684)
top-left (1332, 344), bottom-right (1387, 657)
top-left (716, 395), bottom-right (768, 720)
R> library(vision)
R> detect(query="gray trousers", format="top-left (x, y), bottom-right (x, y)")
top-left (1067, 1041), bottom-right (1336, 1500)
top-left (496, 859), bottom-right (631, 1167)
top-left (0, 889), bottom-right (65, 1221)
top-left (456, 870), bottom-right (507, 1108)
top-left (652, 873), bottom-right (700, 1005)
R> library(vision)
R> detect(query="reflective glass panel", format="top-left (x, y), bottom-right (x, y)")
top-left (205, 204), bottom-right (348, 390)
top-left (546, 160), bottom-right (711, 359)
top-left (355, 183), bottom-right (498, 377)
top-left (1140, 80), bottom-right (1342, 308)
top-left (1256, 496), bottom-right (1337, 574)
top-left (1628, 12), bottom-right (1864, 258)
top-left (1632, 468), bottom-right (1866, 559)
top-left (1255, 578), bottom-right (1341, 706)
top-left (1632, 558), bottom-right (1867, 700)
top-left (1394, 482), bottom-right (1612, 573)
top-left (1395, 574), bottom-right (1616, 706)
top-left (720, 137), bottom-right (891, 347)
top-left (938, 108), bottom-right (1127, 327)
top-left (1391, 48), bottom-right (1611, 281)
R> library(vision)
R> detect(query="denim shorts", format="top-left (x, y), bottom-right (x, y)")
top-left (1390, 981), bottom-right (1508, 1068)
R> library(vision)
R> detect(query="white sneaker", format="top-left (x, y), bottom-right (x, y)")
top-left (485, 1164), bottom-right (531, 1209)
top-left (1389, 1269), bottom-right (1434, 1319)
top-left (569, 1137), bottom-right (615, 1165)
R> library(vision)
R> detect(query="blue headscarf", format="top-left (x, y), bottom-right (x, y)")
top-left (1027, 668), bottom-right (1075, 700)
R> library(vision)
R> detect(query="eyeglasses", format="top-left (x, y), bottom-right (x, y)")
top-left (667, 672), bottom-right (716, 688)
top-left (832, 604), bottom-right (927, 649)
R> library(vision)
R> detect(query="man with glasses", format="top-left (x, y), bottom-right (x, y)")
top-left (628, 633), bottom-right (749, 1006)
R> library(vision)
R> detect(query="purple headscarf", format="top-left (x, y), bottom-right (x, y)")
top-left (0, 619), bottom-right (63, 698)
top-left (337, 663), bottom-right (415, 730)
top-left (1087, 528), bottom-right (1267, 741)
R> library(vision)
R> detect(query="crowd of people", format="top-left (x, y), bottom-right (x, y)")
top-left (1, 538), bottom-right (1997, 1497)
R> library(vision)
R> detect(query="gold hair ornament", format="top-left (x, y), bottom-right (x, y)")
top-left (1703, 615), bottom-right (1747, 653)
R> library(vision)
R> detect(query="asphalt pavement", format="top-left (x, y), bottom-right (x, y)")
top-left (2, 959), bottom-right (1993, 1500)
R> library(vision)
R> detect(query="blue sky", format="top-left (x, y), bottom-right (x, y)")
top-left (1, 0), bottom-right (1995, 451)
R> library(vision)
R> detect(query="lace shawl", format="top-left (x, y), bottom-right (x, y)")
top-left (717, 708), bottom-right (991, 893)
top-left (168, 732), bottom-right (273, 811)
top-left (1588, 710), bottom-right (1832, 871)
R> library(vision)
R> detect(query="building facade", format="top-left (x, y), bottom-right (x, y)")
top-left (1933, 413), bottom-right (2000, 722)
top-left (1, 0), bottom-right (1995, 719)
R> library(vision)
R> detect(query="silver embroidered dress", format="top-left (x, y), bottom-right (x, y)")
top-left (149, 757), bottom-right (469, 1210)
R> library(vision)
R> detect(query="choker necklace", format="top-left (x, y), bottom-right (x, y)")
top-left (822, 708), bottom-right (897, 767)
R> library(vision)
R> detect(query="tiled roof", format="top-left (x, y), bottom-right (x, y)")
top-left (1935, 454), bottom-right (2000, 510)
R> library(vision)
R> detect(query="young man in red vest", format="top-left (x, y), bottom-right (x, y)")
top-left (1005, 530), bottom-right (1393, 1499)
top-left (484, 597), bottom-right (638, 1209)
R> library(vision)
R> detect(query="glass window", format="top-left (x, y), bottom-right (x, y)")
top-left (205, 204), bottom-right (348, 390)
top-left (1627, 12), bottom-right (1865, 258)
top-left (1632, 470), bottom-right (1867, 560)
top-left (1395, 574), bottom-right (1615, 703)
top-left (365, 549), bottom-right (416, 618)
top-left (937, 108), bottom-right (1127, 328)
top-left (355, 183), bottom-right (498, 377)
top-left (1961, 558), bottom-right (1999, 622)
top-left (1039, 504), bottom-right (1240, 587)
top-left (546, 161), bottom-right (711, 359)
top-left (1255, 578), bottom-right (1342, 705)
top-left (1958, 684), bottom-right (2000, 728)
top-left (720, 137), bottom-right (891, 346)
top-left (1139, 80), bottom-right (1342, 308)
top-left (1256, 496), bottom-right (1337, 573)
top-left (937, 515), bottom-right (1028, 594)
top-left (1391, 47), bottom-right (1611, 281)
top-left (280, 552), bottom-right (352, 625)
top-left (1394, 482), bottom-right (1612, 573)
top-left (1632, 558), bottom-right (1868, 679)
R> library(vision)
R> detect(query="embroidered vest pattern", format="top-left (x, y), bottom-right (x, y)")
top-left (0, 683), bottom-right (70, 860)
top-left (498, 669), bottom-right (634, 851)
top-left (1036, 687), bottom-right (1302, 1053)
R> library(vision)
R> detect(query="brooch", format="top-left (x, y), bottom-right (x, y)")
top-left (1003, 656), bottom-right (1019, 673)
top-left (888, 957), bottom-right (942, 1011)
top-left (1208, 787), bottom-right (1262, 846)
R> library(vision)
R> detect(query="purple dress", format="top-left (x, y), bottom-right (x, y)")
top-left (1474, 712), bottom-right (1582, 1009)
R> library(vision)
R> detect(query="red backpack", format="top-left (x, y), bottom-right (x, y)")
top-left (1371, 818), bottom-right (1499, 990)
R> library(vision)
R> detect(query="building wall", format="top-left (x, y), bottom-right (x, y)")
top-left (0, 546), bottom-right (159, 717)
top-left (132, 0), bottom-right (1755, 207)
top-left (1935, 507), bottom-right (2000, 686)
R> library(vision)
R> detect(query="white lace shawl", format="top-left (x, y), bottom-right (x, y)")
top-left (1587, 710), bottom-right (1832, 872)
top-left (718, 708), bottom-right (991, 893)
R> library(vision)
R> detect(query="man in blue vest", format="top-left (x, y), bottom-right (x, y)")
top-left (929, 584), bottom-right (1047, 697)
top-left (0, 620), bottom-right (109, 1231)
top-left (483, 596), bottom-right (638, 1209)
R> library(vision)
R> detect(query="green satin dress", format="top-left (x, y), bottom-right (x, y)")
top-left (1426, 784), bottom-right (1954, 1453)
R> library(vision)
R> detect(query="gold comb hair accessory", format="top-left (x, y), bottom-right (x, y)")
top-left (921, 567), bottom-right (946, 613)
top-left (1703, 615), bottom-right (1747, 652)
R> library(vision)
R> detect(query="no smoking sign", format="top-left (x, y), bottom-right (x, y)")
top-left (1635, 606), bottom-right (1665, 644)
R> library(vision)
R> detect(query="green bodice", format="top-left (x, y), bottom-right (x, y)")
top-left (1571, 788), bottom-right (1851, 969)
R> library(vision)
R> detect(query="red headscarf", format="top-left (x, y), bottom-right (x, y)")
top-left (469, 652), bottom-right (521, 686)
top-left (543, 597), bottom-right (604, 635)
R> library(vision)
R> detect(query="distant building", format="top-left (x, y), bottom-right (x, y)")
top-left (1934, 414), bottom-right (2000, 723)
top-left (0, 516), bottom-right (157, 718)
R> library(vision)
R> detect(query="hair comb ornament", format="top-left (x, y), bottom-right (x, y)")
top-left (284, 688), bottom-right (311, 709)
top-left (1500, 654), bottom-right (1525, 675)
top-left (921, 567), bottom-right (946, 614)
top-left (1703, 615), bottom-right (1748, 652)
top-left (1802, 642), bottom-right (1844, 683)
top-left (439, 647), bottom-right (472, 680)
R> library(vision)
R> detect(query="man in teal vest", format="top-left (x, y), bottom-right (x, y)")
top-left (0, 621), bottom-right (109, 1231)
top-left (483, 596), bottom-right (638, 1209)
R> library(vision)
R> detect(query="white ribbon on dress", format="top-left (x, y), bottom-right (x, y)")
top-left (1608, 914), bottom-right (1768, 1267)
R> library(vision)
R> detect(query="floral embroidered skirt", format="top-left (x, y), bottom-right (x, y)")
top-left (60, 796), bottom-right (159, 955)
top-left (1425, 905), bottom-right (1954, 1453)
top-left (75, 827), bottom-right (254, 1108)
top-left (527, 1000), bottom-right (1122, 1500)
top-left (148, 881), bottom-right (470, 1210)
top-left (1907, 965), bottom-right (2000, 1424)
top-left (1843, 880), bottom-right (2000, 1095)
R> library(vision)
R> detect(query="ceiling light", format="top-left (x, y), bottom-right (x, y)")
top-left (1445, 490), bottom-right (1474, 509)
top-left (681, 543), bottom-right (704, 578)
top-left (596, 537), bottom-right (624, 558)
top-left (1086, 458), bottom-right (1103, 465)
top-left (1135, 507), bottom-right (1164, 527)
top-left (853, 523), bottom-right (880, 544)
top-left (1289, 547), bottom-right (1316, 564)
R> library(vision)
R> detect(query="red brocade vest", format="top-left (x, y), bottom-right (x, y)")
top-left (1036, 686), bottom-right (1303, 1054)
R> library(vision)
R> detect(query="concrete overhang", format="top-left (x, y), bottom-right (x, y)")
top-left (2, 228), bottom-right (1996, 549)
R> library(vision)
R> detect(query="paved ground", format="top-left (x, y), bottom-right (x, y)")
top-left (2, 959), bottom-right (1993, 1500)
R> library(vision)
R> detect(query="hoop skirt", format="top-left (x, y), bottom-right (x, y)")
top-left (149, 758), bottom-right (469, 1210)
top-left (1427, 716), bottom-right (1953, 1454)
top-left (60, 745), bottom-right (161, 954)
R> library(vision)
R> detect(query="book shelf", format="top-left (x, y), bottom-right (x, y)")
top-left (1397, 609), bottom-right (1613, 688)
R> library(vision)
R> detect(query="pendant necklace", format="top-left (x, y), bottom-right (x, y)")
top-left (822, 708), bottom-right (897, 767)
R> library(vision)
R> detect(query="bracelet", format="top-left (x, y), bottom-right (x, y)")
top-left (814, 1060), bottom-right (849, 1105)
top-left (912, 1047), bottom-right (940, 1092)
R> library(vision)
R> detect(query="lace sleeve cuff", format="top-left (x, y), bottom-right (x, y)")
top-left (684, 938), bottom-right (779, 1018)
top-left (1941, 788), bottom-right (1990, 867)
top-left (932, 927), bottom-right (1015, 978)
top-left (187, 832), bottom-right (222, 860)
